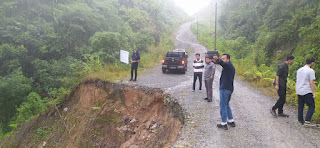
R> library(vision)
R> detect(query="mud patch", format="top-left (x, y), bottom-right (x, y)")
top-left (1, 80), bottom-right (184, 148)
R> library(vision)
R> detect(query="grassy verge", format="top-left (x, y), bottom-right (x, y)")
top-left (191, 20), bottom-right (320, 122)
top-left (84, 34), bottom-right (175, 82)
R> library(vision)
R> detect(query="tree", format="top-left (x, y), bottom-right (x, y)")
top-left (0, 70), bottom-right (32, 133)
top-left (15, 92), bottom-right (50, 124)
top-left (0, 44), bottom-right (27, 76)
top-left (89, 32), bottom-right (129, 63)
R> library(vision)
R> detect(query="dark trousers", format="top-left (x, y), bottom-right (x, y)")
top-left (193, 73), bottom-right (202, 90)
top-left (272, 86), bottom-right (286, 114)
top-left (131, 63), bottom-right (138, 80)
top-left (298, 93), bottom-right (315, 122)
top-left (205, 79), bottom-right (213, 101)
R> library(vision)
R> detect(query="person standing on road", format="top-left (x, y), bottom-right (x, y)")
top-left (204, 55), bottom-right (215, 102)
top-left (213, 53), bottom-right (236, 130)
top-left (270, 55), bottom-right (295, 117)
top-left (193, 53), bottom-right (205, 92)
top-left (130, 50), bottom-right (140, 81)
top-left (296, 57), bottom-right (317, 126)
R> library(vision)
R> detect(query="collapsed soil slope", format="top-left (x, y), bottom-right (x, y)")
top-left (1, 80), bottom-right (184, 148)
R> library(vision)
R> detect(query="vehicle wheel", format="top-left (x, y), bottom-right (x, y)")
top-left (181, 69), bottom-right (185, 74)
top-left (162, 69), bottom-right (166, 73)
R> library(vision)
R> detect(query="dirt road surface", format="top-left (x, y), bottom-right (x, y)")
top-left (124, 22), bottom-right (320, 148)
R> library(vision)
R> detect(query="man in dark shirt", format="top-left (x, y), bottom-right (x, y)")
top-left (270, 55), bottom-right (294, 117)
top-left (130, 50), bottom-right (140, 81)
top-left (213, 53), bottom-right (236, 130)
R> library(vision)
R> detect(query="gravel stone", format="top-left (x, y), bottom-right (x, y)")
top-left (123, 22), bottom-right (320, 148)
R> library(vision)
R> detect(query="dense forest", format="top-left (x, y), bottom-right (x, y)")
top-left (0, 0), bottom-right (187, 138)
top-left (193, 0), bottom-right (320, 121)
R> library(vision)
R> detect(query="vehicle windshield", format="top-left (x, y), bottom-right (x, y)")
top-left (166, 52), bottom-right (185, 57)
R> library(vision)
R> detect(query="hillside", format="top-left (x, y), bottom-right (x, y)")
top-left (0, 80), bottom-right (184, 147)
top-left (0, 0), bottom-right (188, 139)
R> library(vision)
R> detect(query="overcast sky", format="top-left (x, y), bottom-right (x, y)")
top-left (174, 0), bottom-right (212, 15)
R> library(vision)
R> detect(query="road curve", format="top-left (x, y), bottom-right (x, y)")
top-left (124, 22), bottom-right (320, 148)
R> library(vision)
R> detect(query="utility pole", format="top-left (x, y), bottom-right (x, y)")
top-left (210, 1), bottom-right (213, 28)
top-left (197, 16), bottom-right (199, 40)
top-left (214, 3), bottom-right (217, 51)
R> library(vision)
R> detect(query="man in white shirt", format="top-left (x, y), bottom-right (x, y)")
top-left (193, 53), bottom-right (205, 92)
top-left (296, 57), bottom-right (317, 126)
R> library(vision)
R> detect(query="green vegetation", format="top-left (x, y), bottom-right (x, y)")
top-left (0, 0), bottom-right (187, 139)
top-left (36, 127), bottom-right (51, 141)
top-left (192, 0), bottom-right (320, 122)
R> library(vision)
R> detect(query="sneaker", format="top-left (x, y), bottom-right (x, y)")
top-left (304, 121), bottom-right (318, 127)
top-left (278, 113), bottom-right (289, 117)
top-left (129, 79), bottom-right (133, 81)
top-left (204, 98), bottom-right (208, 100)
top-left (228, 122), bottom-right (236, 127)
top-left (217, 124), bottom-right (228, 130)
top-left (270, 109), bottom-right (277, 118)
top-left (207, 99), bottom-right (212, 102)
top-left (133, 79), bottom-right (136, 81)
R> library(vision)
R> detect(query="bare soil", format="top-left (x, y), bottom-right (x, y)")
top-left (123, 22), bottom-right (320, 148)
top-left (0, 80), bottom-right (184, 148)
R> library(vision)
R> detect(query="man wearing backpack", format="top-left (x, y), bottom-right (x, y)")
top-left (270, 55), bottom-right (295, 117)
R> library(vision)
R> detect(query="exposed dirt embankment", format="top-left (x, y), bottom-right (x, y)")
top-left (1, 80), bottom-right (184, 148)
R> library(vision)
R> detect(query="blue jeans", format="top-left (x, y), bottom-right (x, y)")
top-left (220, 89), bottom-right (233, 123)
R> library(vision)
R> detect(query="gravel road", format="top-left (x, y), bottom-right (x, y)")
top-left (124, 22), bottom-right (320, 148)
